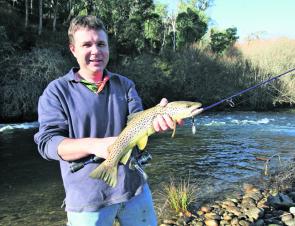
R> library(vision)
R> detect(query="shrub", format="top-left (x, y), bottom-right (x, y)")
top-left (237, 38), bottom-right (295, 106)
top-left (0, 47), bottom-right (71, 121)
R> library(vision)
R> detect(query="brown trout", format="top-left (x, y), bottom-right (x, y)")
top-left (89, 101), bottom-right (202, 187)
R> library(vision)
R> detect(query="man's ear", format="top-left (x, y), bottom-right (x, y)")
top-left (69, 44), bottom-right (76, 57)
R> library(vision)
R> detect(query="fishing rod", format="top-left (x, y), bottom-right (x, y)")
top-left (190, 67), bottom-right (295, 133)
top-left (202, 67), bottom-right (295, 111)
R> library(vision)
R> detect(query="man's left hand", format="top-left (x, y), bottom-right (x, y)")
top-left (152, 98), bottom-right (184, 132)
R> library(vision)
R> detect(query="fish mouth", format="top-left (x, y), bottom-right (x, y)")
top-left (190, 106), bottom-right (203, 117)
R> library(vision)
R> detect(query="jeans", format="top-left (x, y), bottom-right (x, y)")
top-left (67, 184), bottom-right (157, 226)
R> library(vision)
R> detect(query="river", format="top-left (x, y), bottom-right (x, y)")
top-left (0, 110), bottom-right (294, 225)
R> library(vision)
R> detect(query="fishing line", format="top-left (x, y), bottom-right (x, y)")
top-left (191, 67), bottom-right (295, 135)
top-left (202, 67), bottom-right (295, 111)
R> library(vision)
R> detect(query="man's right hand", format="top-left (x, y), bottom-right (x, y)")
top-left (57, 136), bottom-right (117, 161)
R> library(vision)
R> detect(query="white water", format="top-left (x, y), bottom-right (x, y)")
top-left (0, 121), bottom-right (39, 132)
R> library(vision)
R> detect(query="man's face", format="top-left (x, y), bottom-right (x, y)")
top-left (69, 28), bottom-right (109, 76)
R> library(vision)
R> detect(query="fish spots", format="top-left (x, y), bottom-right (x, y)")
top-left (89, 101), bottom-right (202, 186)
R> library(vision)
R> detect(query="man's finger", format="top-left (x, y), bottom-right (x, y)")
top-left (157, 114), bottom-right (168, 131)
top-left (159, 98), bottom-right (168, 107)
top-left (163, 114), bottom-right (175, 129)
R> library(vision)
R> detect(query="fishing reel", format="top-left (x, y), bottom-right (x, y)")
top-left (129, 152), bottom-right (152, 180)
top-left (70, 151), bottom-right (152, 175)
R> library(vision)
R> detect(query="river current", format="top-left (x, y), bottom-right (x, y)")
top-left (0, 110), bottom-right (294, 225)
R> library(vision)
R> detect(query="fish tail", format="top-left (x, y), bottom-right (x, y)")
top-left (89, 162), bottom-right (118, 187)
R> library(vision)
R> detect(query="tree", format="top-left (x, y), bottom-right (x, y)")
top-left (210, 27), bottom-right (239, 53)
top-left (52, 0), bottom-right (58, 31)
top-left (25, 0), bottom-right (29, 28)
top-left (176, 7), bottom-right (207, 48)
top-left (93, 0), bottom-right (155, 56)
top-left (178, 0), bottom-right (214, 12)
top-left (38, 0), bottom-right (42, 35)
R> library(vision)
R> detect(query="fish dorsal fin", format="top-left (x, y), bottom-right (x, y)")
top-left (137, 135), bottom-right (148, 150)
top-left (120, 149), bottom-right (133, 165)
top-left (127, 112), bottom-right (142, 124)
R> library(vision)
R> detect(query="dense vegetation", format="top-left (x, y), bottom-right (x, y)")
top-left (0, 0), bottom-right (294, 122)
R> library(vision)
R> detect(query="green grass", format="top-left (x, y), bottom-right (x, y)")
top-left (162, 178), bottom-right (198, 217)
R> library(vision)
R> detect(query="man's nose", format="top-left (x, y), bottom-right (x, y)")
top-left (91, 44), bottom-right (100, 54)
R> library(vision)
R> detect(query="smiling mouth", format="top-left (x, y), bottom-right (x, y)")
top-left (90, 59), bottom-right (103, 62)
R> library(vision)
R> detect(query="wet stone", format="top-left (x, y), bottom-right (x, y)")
top-left (253, 219), bottom-right (264, 226)
top-left (224, 206), bottom-right (242, 216)
top-left (290, 207), bottom-right (295, 215)
top-left (163, 219), bottom-right (177, 225)
top-left (230, 217), bottom-right (239, 225)
top-left (191, 221), bottom-right (204, 226)
top-left (197, 211), bottom-right (204, 216)
top-left (219, 220), bottom-right (229, 226)
top-left (204, 212), bottom-right (220, 220)
top-left (243, 183), bottom-right (255, 193)
top-left (284, 219), bottom-right (295, 226)
top-left (244, 207), bottom-right (264, 221)
top-left (204, 219), bottom-right (219, 226)
top-left (281, 213), bottom-right (293, 222)
top-left (222, 214), bottom-right (232, 221)
top-left (241, 197), bottom-right (256, 207)
top-left (201, 206), bottom-right (212, 213)
top-left (239, 220), bottom-right (250, 226)
top-left (223, 200), bottom-right (236, 207)
top-left (211, 204), bottom-right (221, 209)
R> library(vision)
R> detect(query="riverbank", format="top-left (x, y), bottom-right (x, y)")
top-left (159, 162), bottom-right (295, 226)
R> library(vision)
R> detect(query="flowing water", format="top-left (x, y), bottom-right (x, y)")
top-left (0, 110), bottom-right (295, 225)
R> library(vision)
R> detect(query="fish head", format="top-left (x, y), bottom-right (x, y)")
top-left (165, 101), bottom-right (202, 121)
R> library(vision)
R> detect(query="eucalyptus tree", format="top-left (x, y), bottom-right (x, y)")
top-left (178, 0), bottom-right (214, 11)
top-left (209, 27), bottom-right (239, 53)
top-left (38, 0), bottom-right (42, 35)
top-left (144, 2), bottom-right (168, 53)
top-left (94, 0), bottom-right (155, 56)
top-left (25, 0), bottom-right (28, 28)
top-left (176, 7), bottom-right (207, 48)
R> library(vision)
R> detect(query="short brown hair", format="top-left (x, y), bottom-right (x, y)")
top-left (68, 15), bottom-right (107, 44)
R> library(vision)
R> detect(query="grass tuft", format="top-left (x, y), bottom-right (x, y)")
top-left (162, 178), bottom-right (198, 217)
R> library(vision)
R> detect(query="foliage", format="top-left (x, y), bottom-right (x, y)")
top-left (0, 26), bottom-right (15, 66)
top-left (176, 8), bottom-right (208, 48)
top-left (0, 47), bottom-right (71, 121)
top-left (163, 178), bottom-right (198, 216)
top-left (1, 2), bottom-right (295, 122)
top-left (178, 0), bottom-right (214, 11)
top-left (237, 38), bottom-right (295, 106)
top-left (210, 27), bottom-right (239, 53)
top-left (117, 47), bottom-right (276, 110)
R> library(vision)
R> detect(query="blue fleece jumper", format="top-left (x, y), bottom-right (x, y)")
top-left (34, 68), bottom-right (146, 212)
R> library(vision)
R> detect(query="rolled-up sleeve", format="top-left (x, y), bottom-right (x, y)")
top-left (34, 83), bottom-right (68, 161)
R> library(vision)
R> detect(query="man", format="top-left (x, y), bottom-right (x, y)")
top-left (34, 15), bottom-right (181, 226)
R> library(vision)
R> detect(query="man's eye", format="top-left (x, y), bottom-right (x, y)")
top-left (83, 43), bottom-right (91, 47)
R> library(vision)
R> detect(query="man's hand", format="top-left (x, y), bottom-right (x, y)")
top-left (58, 136), bottom-right (117, 161)
top-left (152, 98), bottom-right (184, 132)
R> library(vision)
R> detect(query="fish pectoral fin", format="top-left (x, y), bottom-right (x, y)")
top-left (120, 149), bottom-right (133, 165)
top-left (137, 135), bottom-right (148, 150)
top-left (89, 162), bottom-right (118, 187)
top-left (171, 121), bottom-right (177, 138)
